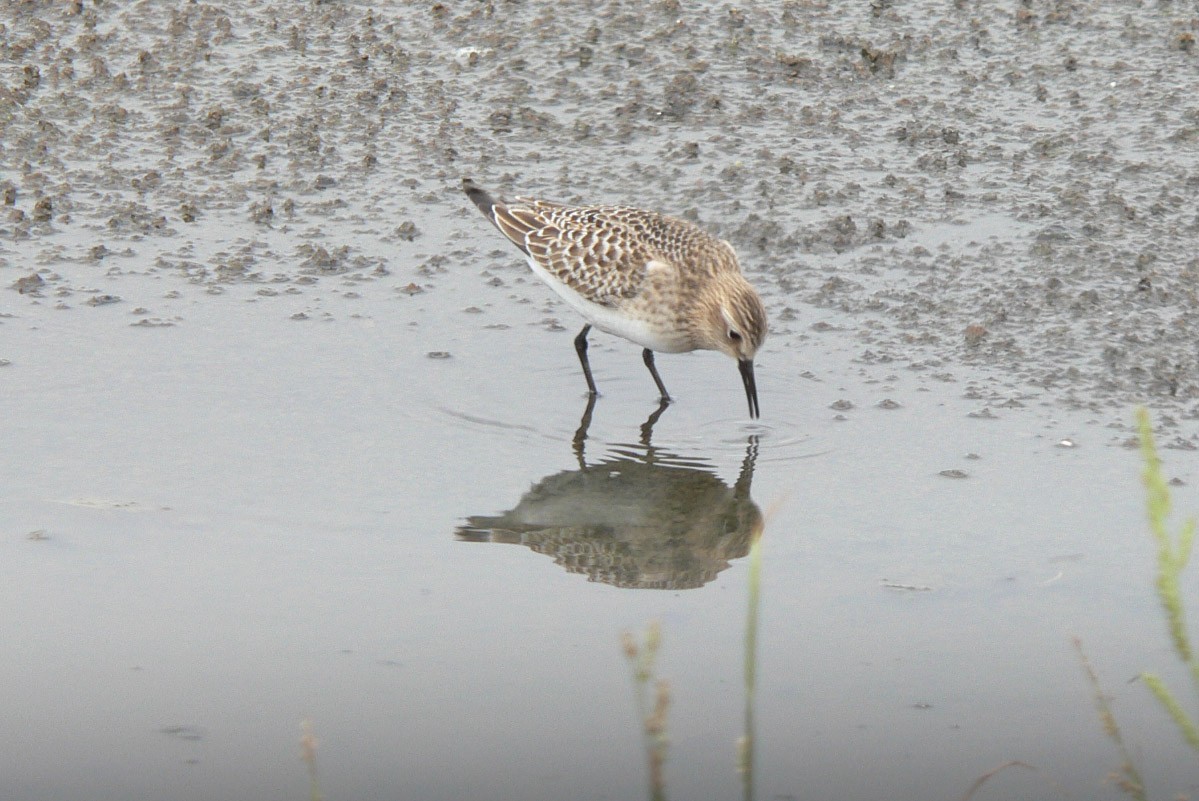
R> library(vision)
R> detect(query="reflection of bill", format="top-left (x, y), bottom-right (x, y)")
top-left (456, 399), bottom-right (761, 590)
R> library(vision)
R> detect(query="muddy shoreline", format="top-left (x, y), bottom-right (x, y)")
top-left (4, 2), bottom-right (1198, 429)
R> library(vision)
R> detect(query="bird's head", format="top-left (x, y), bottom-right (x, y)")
top-left (699, 277), bottom-right (767, 418)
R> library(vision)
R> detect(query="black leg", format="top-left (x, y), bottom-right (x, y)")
top-left (639, 397), bottom-right (671, 449)
top-left (572, 393), bottom-right (598, 470)
top-left (642, 348), bottom-right (671, 402)
top-left (574, 325), bottom-right (598, 396)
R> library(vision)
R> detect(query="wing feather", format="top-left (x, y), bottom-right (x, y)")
top-left (468, 184), bottom-right (738, 308)
top-left (516, 206), bottom-right (655, 305)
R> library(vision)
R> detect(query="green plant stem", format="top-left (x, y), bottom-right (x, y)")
top-left (1135, 407), bottom-right (1199, 754)
top-left (1143, 673), bottom-right (1199, 750)
top-left (740, 526), bottom-right (764, 801)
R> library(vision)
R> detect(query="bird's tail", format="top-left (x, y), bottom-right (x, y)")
top-left (462, 178), bottom-right (497, 219)
top-left (462, 178), bottom-right (534, 256)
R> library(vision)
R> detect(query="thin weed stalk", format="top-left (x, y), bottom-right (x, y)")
top-left (1136, 407), bottom-right (1199, 752)
top-left (738, 519), bottom-right (764, 801)
top-left (623, 621), bottom-right (670, 801)
top-left (739, 495), bottom-right (784, 801)
top-left (300, 719), bottom-right (322, 801)
top-left (1074, 637), bottom-right (1147, 801)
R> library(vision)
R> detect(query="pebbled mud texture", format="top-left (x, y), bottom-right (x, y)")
top-left (1, 1), bottom-right (1197, 416)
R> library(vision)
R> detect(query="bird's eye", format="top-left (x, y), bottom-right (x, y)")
top-left (728, 330), bottom-right (742, 342)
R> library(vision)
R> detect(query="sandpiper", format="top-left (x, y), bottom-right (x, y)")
top-left (462, 179), bottom-right (767, 418)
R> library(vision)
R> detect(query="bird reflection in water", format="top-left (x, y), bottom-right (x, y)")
top-left (456, 398), bottom-right (762, 590)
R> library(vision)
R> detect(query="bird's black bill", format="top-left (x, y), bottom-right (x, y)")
top-left (739, 359), bottom-right (759, 419)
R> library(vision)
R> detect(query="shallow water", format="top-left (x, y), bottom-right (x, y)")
top-left (3, 1), bottom-right (1199, 800)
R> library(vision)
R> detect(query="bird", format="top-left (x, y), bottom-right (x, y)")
top-left (462, 178), bottom-right (767, 418)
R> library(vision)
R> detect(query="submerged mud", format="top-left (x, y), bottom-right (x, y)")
top-left (2, 1), bottom-right (1197, 422)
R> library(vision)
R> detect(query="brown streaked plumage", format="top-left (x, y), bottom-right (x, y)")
top-left (462, 178), bottom-right (767, 418)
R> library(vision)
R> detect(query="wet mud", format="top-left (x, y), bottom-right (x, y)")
top-left (2, 0), bottom-right (1197, 424)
